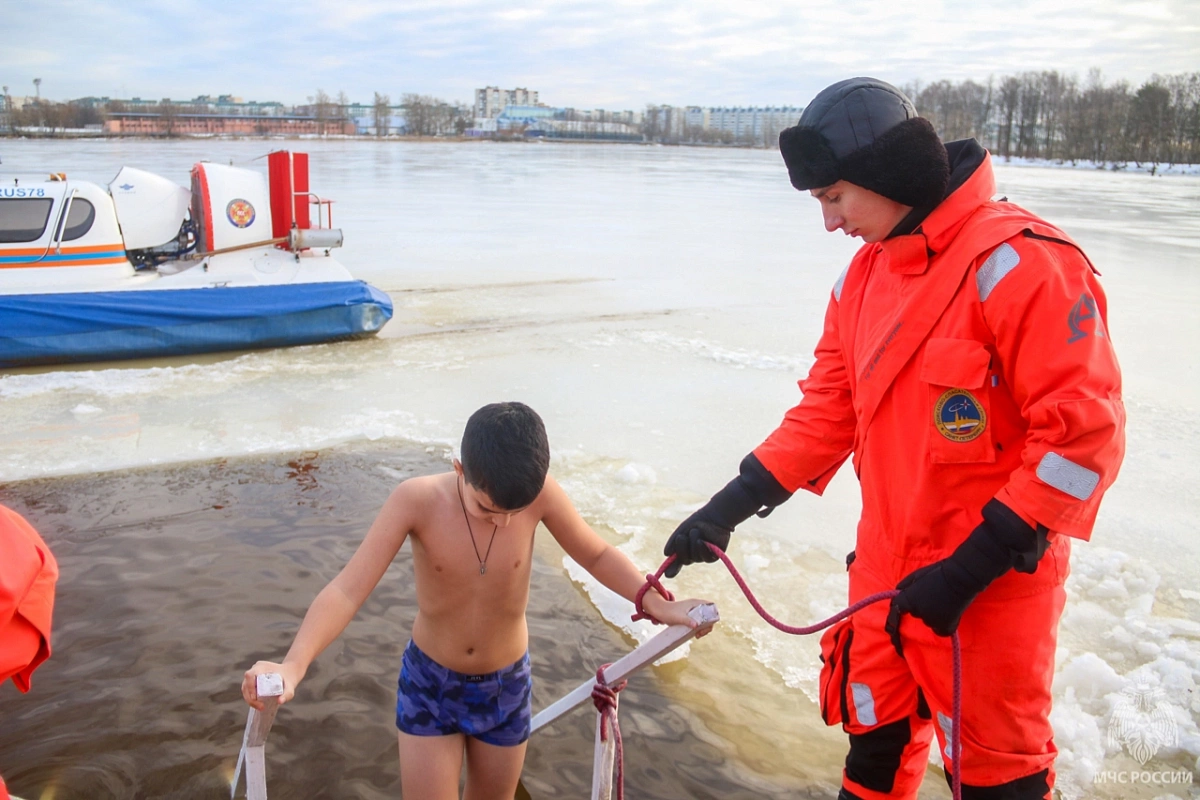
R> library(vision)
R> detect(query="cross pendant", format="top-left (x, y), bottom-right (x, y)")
top-left (480, 562), bottom-right (487, 576)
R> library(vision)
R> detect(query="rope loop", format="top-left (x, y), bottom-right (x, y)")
top-left (631, 561), bottom-right (675, 624)
top-left (592, 664), bottom-right (627, 799)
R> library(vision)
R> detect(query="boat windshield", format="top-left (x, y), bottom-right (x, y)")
top-left (0, 198), bottom-right (55, 243)
top-left (55, 199), bottom-right (97, 242)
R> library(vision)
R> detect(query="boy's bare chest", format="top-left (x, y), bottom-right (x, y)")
top-left (412, 512), bottom-right (537, 581)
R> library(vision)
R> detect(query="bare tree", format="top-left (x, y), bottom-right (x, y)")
top-left (1128, 80), bottom-right (1172, 166)
top-left (1040, 71), bottom-right (1066, 159)
top-left (402, 93), bottom-right (457, 136)
top-left (336, 90), bottom-right (350, 126)
top-left (997, 76), bottom-right (1021, 158)
top-left (159, 99), bottom-right (182, 137)
top-left (1163, 72), bottom-right (1200, 164)
top-left (310, 89), bottom-right (333, 135)
top-left (1106, 79), bottom-right (1133, 163)
top-left (641, 104), bottom-right (661, 142)
top-left (373, 92), bottom-right (390, 137)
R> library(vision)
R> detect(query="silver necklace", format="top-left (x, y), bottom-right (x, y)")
top-left (457, 477), bottom-right (498, 575)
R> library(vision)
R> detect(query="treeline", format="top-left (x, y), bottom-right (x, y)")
top-left (400, 94), bottom-right (465, 136)
top-left (6, 69), bottom-right (1199, 163)
top-left (304, 89), bottom-right (468, 136)
top-left (902, 69), bottom-right (1200, 166)
top-left (3, 101), bottom-right (102, 130)
top-left (0, 89), bottom-right (472, 137)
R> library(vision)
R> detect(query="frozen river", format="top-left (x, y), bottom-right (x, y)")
top-left (1, 138), bottom-right (1198, 798)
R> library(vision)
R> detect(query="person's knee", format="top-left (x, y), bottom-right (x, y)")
top-left (844, 717), bottom-right (912, 793)
top-left (945, 767), bottom-right (1051, 800)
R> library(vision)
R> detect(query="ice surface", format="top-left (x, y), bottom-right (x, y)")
top-left (2, 139), bottom-right (1196, 796)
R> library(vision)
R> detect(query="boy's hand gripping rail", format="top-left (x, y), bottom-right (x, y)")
top-left (530, 602), bottom-right (719, 735)
top-left (231, 673), bottom-right (284, 800)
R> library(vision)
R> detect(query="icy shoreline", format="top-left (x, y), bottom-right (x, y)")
top-left (996, 155), bottom-right (1200, 177)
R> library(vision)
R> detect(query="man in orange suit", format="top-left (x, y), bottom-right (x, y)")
top-left (663, 78), bottom-right (1124, 799)
top-left (1, 503), bottom-right (59, 800)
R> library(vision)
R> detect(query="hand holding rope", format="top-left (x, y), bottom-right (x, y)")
top-left (622, 544), bottom-right (962, 800)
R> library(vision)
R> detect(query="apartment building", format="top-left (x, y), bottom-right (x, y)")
top-left (474, 87), bottom-right (540, 119)
top-left (706, 106), bottom-right (803, 141)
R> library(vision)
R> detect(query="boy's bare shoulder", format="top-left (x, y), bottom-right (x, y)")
top-left (538, 474), bottom-right (564, 499)
top-left (382, 472), bottom-right (455, 521)
top-left (532, 475), bottom-right (574, 517)
top-left (396, 471), bottom-right (455, 497)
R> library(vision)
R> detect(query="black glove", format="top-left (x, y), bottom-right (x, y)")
top-left (885, 499), bottom-right (1049, 655)
top-left (663, 454), bottom-right (792, 578)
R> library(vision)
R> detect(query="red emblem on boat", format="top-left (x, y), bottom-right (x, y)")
top-left (226, 199), bottom-right (256, 228)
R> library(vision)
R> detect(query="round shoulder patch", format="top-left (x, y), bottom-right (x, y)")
top-left (934, 389), bottom-right (987, 442)
top-left (226, 198), bottom-right (256, 229)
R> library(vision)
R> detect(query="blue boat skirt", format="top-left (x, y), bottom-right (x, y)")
top-left (0, 281), bottom-right (394, 367)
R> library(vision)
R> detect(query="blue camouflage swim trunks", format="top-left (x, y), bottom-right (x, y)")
top-left (396, 640), bottom-right (532, 746)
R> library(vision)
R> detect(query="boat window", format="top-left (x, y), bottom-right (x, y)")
top-left (0, 198), bottom-right (55, 243)
top-left (56, 199), bottom-right (97, 242)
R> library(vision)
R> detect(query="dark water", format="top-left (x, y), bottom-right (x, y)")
top-left (0, 443), bottom-right (828, 799)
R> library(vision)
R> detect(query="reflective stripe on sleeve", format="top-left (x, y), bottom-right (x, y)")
top-left (850, 682), bottom-right (877, 726)
top-left (976, 242), bottom-right (1021, 301)
top-left (938, 711), bottom-right (954, 758)
top-left (833, 265), bottom-right (849, 302)
top-left (1036, 452), bottom-right (1100, 501)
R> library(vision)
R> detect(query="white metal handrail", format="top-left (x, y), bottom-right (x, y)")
top-left (531, 602), bottom-right (720, 800)
top-left (229, 603), bottom-right (720, 800)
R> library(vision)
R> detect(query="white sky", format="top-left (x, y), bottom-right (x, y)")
top-left (3, 0), bottom-right (1198, 109)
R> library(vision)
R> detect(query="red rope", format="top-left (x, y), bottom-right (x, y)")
top-left (607, 547), bottom-right (963, 800)
top-left (951, 635), bottom-right (962, 800)
top-left (631, 571), bottom-right (674, 624)
top-left (700, 546), bottom-right (900, 635)
top-left (591, 664), bottom-right (627, 800)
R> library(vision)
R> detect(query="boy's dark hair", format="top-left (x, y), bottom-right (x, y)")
top-left (460, 402), bottom-right (550, 510)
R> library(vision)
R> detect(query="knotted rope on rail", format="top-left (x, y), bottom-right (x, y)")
top-left (622, 545), bottom-right (963, 800)
top-left (591, 663), bottom-right (628, 800)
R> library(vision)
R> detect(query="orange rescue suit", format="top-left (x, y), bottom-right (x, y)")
top-left (753, 152), bottom-right (1124, 796)
top-left (0, 506), bottom-right (58, 800)
top-left (1, 503), bottom-right (58, 693)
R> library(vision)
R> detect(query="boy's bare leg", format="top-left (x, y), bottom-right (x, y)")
top-left (398, 731), bottom-right (465, 800)
top-left (462, 737), bottom-right (528, 800)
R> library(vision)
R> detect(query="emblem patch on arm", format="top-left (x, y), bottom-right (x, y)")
top-left (934, 389), bottom-right (987, 442)
top-left (1067, 293), bottom-right (1105, 344)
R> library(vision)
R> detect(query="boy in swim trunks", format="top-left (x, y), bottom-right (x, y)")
top-left (242, 402), bottom-right (710, 799)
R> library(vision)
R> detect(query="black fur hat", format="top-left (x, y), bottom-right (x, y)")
top-left (779, 78), bottom-right (950, 208)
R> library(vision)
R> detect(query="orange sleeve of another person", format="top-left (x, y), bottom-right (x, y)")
top-left (0, 504), bottom-right (59, 693)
